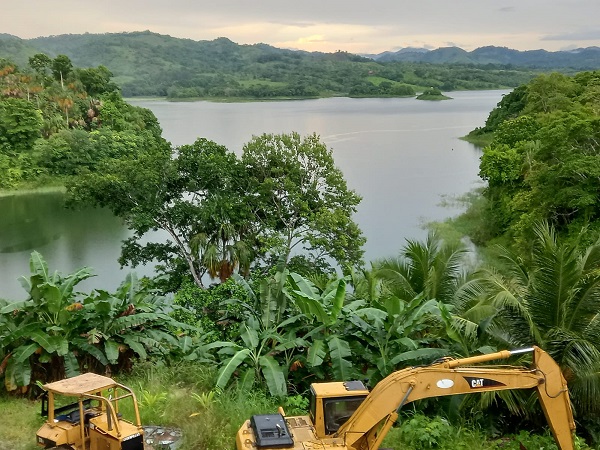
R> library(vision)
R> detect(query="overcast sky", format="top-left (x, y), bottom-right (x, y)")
top-left (4, 1), bottom-right (600, 54)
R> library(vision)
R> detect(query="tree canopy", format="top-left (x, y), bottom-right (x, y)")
top-left (471, 70), bottom-right (600, 247)
top-left (70, 133), bottom-right (365, 288)
top-left (0, 54), bottom-right (159, 189)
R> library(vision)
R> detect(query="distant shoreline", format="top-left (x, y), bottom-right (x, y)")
top-left (0, 186), bottom-right (65, 198)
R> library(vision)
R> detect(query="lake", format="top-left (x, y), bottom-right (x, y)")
top-left (0, 91), bottom-right (504, 299)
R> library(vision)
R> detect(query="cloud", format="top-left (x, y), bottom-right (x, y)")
top-left (303, 35), bottom-right (327, 43)
top-left (542, 29), bottom-right (600, 41)
top-left (498, 6), bottom-right (515, 12)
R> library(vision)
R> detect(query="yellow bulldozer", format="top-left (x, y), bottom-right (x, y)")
top-left (35, 372), bottom-right (180, 450)
top-left (236, 346), bottom-right (577, 450)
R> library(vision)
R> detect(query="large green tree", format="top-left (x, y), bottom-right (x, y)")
top-left (71, 133), bottom-right (364, 289)
top-left (0, 97), bottom-right (43, 155)
top-left (70, 137), bottom-right (240, 288)
top-left (242, 132), bottom-right (365, 269)
top-left (51, 54), bottom-right (73, 88)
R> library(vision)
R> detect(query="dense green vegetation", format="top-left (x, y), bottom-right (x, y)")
top-left (0, 32), bottom-right (545, 99)
top-left (0, 55), bottom-right (164, 190)
top-left (3, 52), bottom-right (600, 448)
top-left (465, 70), bottom-right (600, 248)
top-left (2, 229), bottom-right (599, 448)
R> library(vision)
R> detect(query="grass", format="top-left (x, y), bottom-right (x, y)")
top-left (0, 361), bottom-right (276, 450)
top-left (0, 185), bottom-right (66, 198)
top-left (0, 395), bottom-right (40, 450)
top-left (460, 130), bottom-right (494, 147)
top-left (117, 361), bottom-right (281, 450)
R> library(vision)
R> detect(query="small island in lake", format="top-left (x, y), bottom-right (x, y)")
top-left (416, 87), bottom-right (452, 101)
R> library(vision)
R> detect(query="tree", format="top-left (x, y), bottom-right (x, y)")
top-left (52, 55), bottom-right (73, 89)
top-left (71, 137), bottom-right (249, 288)
top-left (72, 132), bottom-right (365, 288)
top-left (372, 231), bottom-right (469, 304)
top-left (524, 73), bottom-right (581, 115)
top-left (28, 53), bottom-right (52, 76)
top-left (0, 97), bottom-right (43, 155)
top-left (76, 66), bottom-right (117, 97)
top-left (242, 132), bottom-right (365, 270)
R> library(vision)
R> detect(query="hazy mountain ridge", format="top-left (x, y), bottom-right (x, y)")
top-left (371, 45), bottom-right (600, 69)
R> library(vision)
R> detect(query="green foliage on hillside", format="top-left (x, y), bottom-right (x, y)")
top-left (0, 32), bottom-right (541, 99)
top-left (0, 56), bottom-right (167, 189)
top-left (468, 70), bottom-right (600, 247)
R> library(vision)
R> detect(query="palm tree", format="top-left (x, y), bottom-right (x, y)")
top-left (191, 221), bottom-right (253, 283)
top-left (346, 233), bottom-right (478, 378)
top-left (459, 222), bottom-right (600, 415)
top-left (372, 231), bottom-right (470, 304)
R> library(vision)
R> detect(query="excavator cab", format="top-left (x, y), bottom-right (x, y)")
top-left (309, 381), bottom-right (369, 437)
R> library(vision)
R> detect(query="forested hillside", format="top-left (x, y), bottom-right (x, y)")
top-left (466, 70), bottom-right (600, 248)
top-left (0, 55), bottom-right (166, 189)
top-left (1, 31), bottom-right (544, 99)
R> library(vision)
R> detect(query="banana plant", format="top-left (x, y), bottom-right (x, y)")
top-left (0, 251), bottom-right (94, 390)
top-left (285, 272), bottom-right (360, 381)
top-left (349, 294), bottom-right (448, 382)
top-left (0, 252), bottom-right (196, 391)
top-left (214, 318), bottom-right (297, 397)
top-left (212, 271), bottom-right (305, 397)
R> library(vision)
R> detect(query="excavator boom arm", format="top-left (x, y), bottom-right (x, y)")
top-left (337, 346), bottom-right (575, 450)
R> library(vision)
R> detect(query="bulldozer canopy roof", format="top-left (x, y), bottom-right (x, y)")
top-left (43, 373), bottom-right (117, 395)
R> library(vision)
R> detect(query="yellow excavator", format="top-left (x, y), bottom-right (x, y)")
top-left (236, 346), bottom-right (576, 450)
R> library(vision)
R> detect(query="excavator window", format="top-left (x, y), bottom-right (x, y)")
top-left (323, 396), bottom-right (366, 435)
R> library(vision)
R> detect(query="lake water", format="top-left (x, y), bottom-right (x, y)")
top-left (0, 91), bottom-right (504, 299)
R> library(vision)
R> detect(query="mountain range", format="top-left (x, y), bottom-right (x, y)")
top-left (0, 31), bottom-right (598, 98)
top-left (1, 31), bottom-right (599, 71)
top-left (365, 45), bottom-right (600, 69)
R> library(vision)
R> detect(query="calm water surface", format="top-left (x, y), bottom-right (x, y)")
top-left (0, 92), bottom-right (504, 299)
